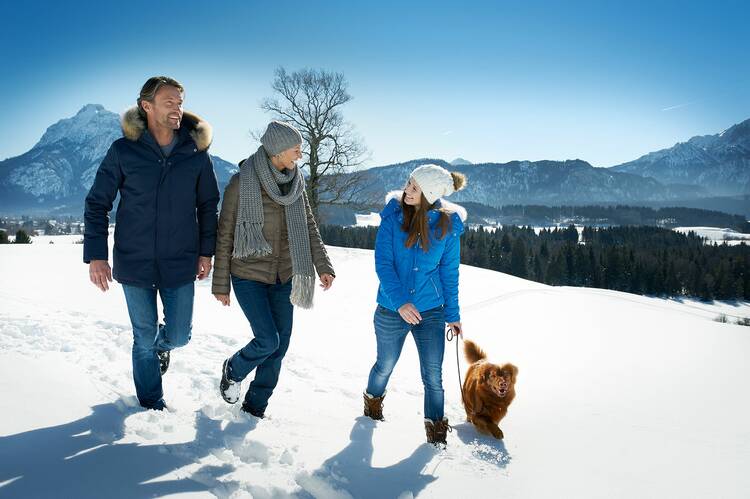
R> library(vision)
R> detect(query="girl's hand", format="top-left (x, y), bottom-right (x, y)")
top-left (398, 303), bottom-right (422, 325)
top-left (448, 321), bottom-right (462, 337)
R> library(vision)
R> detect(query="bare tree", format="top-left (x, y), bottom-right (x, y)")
top-left (260, 67), bottom-right (369, 221)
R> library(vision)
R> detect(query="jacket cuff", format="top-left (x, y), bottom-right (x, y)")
top-left (392, 294), bottom-right (410, 310)
top-left (83, 239), bottom-right (108, 263)
top-left (316, 265), bottom-right (335, 277)
top-left (199, 240), bottom-right (216, 257)
top-left (445, 312), bottom-right (461, 323)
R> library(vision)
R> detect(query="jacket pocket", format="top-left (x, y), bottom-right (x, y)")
top-left (429, 276), bottom-right (442, 298)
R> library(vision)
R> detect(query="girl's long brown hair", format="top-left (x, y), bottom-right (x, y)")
top-left (401, 192), bottom-right (452, 251)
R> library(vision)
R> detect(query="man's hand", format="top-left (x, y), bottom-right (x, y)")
top-left (197, 256), bottom-right (213, 280)
top-left (398, 303), bottom-right (422, 325)
top-left (319, 273), bottom-right (335, 290)
top-left (89, 260), bottom-right (112, 292)
top-left (214, 294), bottom-right (230, 306)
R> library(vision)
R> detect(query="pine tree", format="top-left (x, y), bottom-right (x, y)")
top-left (532, 255), bottom-right (544, 282)
top-left (14, 229), bottom-right (32, 244)
top-left (500, 232), bottom-right (512, 252)
top-left (540, 241), bottom-right (549, 260)
top-left (510, 238), bottom-right (528, 278)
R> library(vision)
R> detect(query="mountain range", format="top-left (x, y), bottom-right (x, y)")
top-left (343, 158), bottom-right (709, 207)
top-left (0, 105), bottom-right (237, 215)
top-left (610, 119), bottom-right (750, 196)
top-left (0, 105), bottom-right (747, 217)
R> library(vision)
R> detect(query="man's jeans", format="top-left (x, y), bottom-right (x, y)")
top-left (366, 304), bottom-right (446, 421)
top-left (227, 276), bottom-right (294, 414)
top-left (122, 282), bottom-right (194, 409)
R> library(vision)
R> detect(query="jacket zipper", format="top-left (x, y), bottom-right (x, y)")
top-left (430, 276), bottom-right (441, 298)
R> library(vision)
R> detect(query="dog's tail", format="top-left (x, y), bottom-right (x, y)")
top-left (463, 339), bottom-right (487, 364)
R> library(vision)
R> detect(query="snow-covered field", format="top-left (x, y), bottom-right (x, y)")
top-left (673, 226), bottom-right (750, 246)
top-left (7, 234), bottom-right (84, 244)
top-left (1, 239), bottom-right (749, 498)
top-left (353, 213), bottom-right (381, 227)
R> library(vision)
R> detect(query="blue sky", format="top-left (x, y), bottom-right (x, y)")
top-left (1, 0), bottom-right (748, 167)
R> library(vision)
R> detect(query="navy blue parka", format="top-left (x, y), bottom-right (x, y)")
top-left (84, 107), bottom-right (220, 289)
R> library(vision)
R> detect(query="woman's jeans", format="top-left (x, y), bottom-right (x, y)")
top-left (227, 275), bottom-right (294, 413)
top-left (366, 304), bottom-right (446, 421)
top-left (122, 282), bottom-right (194, 409)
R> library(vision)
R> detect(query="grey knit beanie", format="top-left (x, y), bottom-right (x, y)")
top-left (260, 121), bottom-right (303, 156)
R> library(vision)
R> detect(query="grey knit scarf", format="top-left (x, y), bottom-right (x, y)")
top-left (233, 146), bottom-right (316, 308)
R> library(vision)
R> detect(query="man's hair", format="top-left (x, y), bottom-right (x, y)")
top-left (137, 76), bottom-right (184, 117)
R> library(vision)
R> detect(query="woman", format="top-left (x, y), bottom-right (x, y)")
top-left (212, 120), bottom-right (335, 418)
top-left (363, 164), bottom-right (467, 445)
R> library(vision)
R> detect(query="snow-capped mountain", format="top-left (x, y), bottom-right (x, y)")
top-left (610, 118), bottom-right (750, 196)
top-left (3, 107), bottom-right (747, 215)
top-left (346, 158), bottom-right (706, 207)
top-left (0, 105), bottom-right (238, 215)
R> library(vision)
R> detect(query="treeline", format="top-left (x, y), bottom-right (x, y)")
top-left (460, 203), bottom-right (750, 232)
top-left (319, 224), bottom-right (750, 301)
top-left (0, 229), bottom-right (31, 244)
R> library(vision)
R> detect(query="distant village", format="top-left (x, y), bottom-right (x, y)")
top-left (0, 216), bottom-right (88, 239)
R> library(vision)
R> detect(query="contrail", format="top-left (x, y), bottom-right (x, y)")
top-left (661, 102), bottom-right (692, 112)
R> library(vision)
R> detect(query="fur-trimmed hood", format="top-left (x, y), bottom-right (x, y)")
top-left (384, 190), bottom-right (467, 222)
top-left (121, 106), bottom-right (213, 151)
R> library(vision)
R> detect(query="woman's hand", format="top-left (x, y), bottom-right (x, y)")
top-left (319, 273), bottom-right (335, 290)
top-left (398, 303), bottom-right (422, 325)
top-left (214, 293), bottom-right (230, 306)
top-left (448, 321), bottom-right (463, 337)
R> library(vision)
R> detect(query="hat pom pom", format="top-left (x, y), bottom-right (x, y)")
top-left (450, 171), bottom-right (467, 192)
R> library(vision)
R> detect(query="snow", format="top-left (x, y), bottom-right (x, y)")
top-left (1, 240), bottom-right (749, 498)
top-left (354, 212), bottom-right (381, 227)
top-left (7, 234), bottom-right (84, 244)
top-left (673, 226), bottom-right (750, 246)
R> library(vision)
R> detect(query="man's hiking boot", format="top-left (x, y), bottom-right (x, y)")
top-left (157, 350), bottom-right (170, 375)
top-left (241, 403), bottom-right (265, 419)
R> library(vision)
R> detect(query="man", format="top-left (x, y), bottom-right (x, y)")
top-left (84, 76), bottom-right (220, 410)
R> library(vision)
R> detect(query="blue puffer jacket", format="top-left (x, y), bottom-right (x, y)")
top-left (375, 191), bottom-right (466, 323)
top-left (84, 108), bottom-right (220, 289)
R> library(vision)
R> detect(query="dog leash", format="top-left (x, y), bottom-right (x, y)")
top-left (446, 325), bottom-right (465, 401)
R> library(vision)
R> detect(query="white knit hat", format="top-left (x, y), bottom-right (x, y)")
top-left (410, 164), bottom-right (456, 204)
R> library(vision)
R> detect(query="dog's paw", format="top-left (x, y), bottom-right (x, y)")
top-left (491, 426), bottom-right (504, 440)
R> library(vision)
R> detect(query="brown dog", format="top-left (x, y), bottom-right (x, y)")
top-left (461, 339), bottom-right (518, 439)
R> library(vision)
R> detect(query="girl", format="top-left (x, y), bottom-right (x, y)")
top-left (364, 164), bottom-right (466, 445)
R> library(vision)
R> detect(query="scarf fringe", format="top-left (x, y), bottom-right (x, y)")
top-left (290, 274), bottom-right (315, 309)
top-left (232, 221), bottom-right (272, 258)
